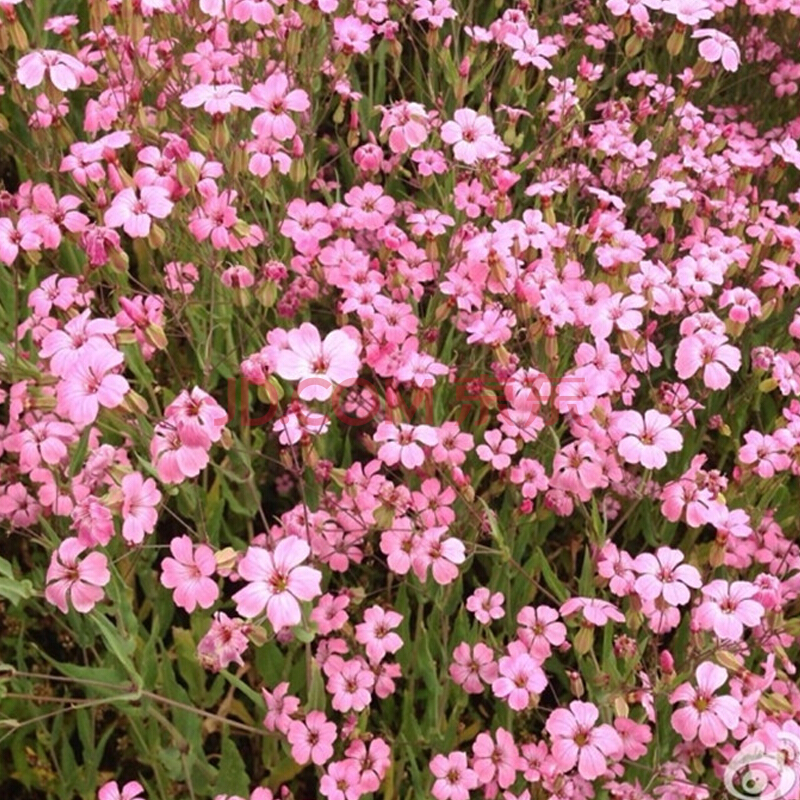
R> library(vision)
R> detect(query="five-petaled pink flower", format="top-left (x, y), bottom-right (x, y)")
top-left (430, 751), bottom-right (478, 800)
top-left (104, 186), bottom-right (174, 239)
top-left (546, 700), bottom-right (624, 780)
top-left (670, 661), bottom-right (741, 747)
top-left (633, 547), bottom-right (702, 607)
top-left (440, 109), bottom-right (503, 165)
top-left (159, 535), bottom-right (219, 613)
top-left (233, 536), bottom-right (323, 630)
top-left (694, 580), bottom-right (765, 641)
top-left (615, 409), bottom-right (683, 469)
top-left (17, 49), bottom-right (86, 91)
top-left (56, 347), bottom-right (130, 426)
top-left (45, 537), bottom-right (110, 614)
top-left (275, 323), bottom-right (360, 401)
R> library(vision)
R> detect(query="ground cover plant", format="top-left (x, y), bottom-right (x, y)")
top-left (1, 0), bottom-right (800, 799)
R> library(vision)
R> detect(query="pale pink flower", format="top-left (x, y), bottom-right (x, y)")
top-left (98, 781), bottom-right (145, 800)
top-left (275, 323), bottom-right (360, 401)
top-left (559, 597), bottom-right (625, 626)
top-left (472, 728), bottom-right (519, 788)
top-left (670, 662), bottom-right (741, 747)
top-left (440, 109), bottom-right (502, 165)
top-left (675, 331), bottom-right (741, 389)
top-left (633, 547), bottom-right (702, 606)
top-left (120, 471), bottom-right (161, 545)
top-left (476, 429), bottom-right (517, 470)
top-left (251, 73), bottom-right (311, 141)
top-left (546, 700), bottom-right (624, 780)
top-left (233, 536), bottom-right (322, 629)
top-left (692, 29), bottom-right (740, 71)
top-left (287, 711), bottom-right (337, 765)
top-left (492, 651), bottom-right (547, 710)
top-left (160, 535), bottom-right (219, 613)
top-left (411, 527), bottom-right (466, 585)
top-left (615, 409), bottom-right (683, 469)
top-left (449, 642), bottom-right (498, 693)
top-left (466, 588), bottom-right (506, 624)
top-left (45, 538), bottom-right (110, 614)
top-left (150, 420), bottom-right (211, 484)
top-left (430, 752), bottom-right (478, 800)
top-left (104, 186), bottom-right (174, 238)
top-left (516, 605), bottom-right (567, 658)
top-left (0, 215), bottom-right (44, 264)
top-left (17, 50), bottom-right (86, 91)
top-left (355, 606), bottom-right (404, 662)
top-left (56, 347), bottom-right (129, 426)
top-left (662, 0), bottom-right (714, 24)
top-left (374, 422), bottom-right (438, 469)
top-left (180, 83), bottom-right (254, 114)
top-left (694, 580), bottom-right (765, 641)
top-left (261, 682), bottom-right (300, 734)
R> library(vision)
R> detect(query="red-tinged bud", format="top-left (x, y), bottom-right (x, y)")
top-left (659, 651), bottom-right (675, 675)
top-left (458, 56), bottom-right (470, 78)
top-left (291, 135), bottom-right (304, 158)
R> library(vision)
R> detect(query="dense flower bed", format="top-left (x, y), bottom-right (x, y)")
top-left (1, 0), bottom-right (800, 799)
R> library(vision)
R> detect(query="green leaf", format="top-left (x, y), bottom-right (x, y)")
top-left (216, 737), bottom-right (250, 798)
top-left (535, 547), bottom-right (569, 603)
top-left (0, 557), bottom-right (33, 606)
top-left (91, 611), bottom-right (138, 680)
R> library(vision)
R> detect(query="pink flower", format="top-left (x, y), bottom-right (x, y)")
top-left (662, 0), bottom-right (714, 24)
top-left (633, 547), bottom-right (702, 606)
top-left (233, 536), bottom-right (322, 630)
top-left (45, 538), bottom-right (110, 614)
top-left (320, 760), bottom-right (362, 800)
top-left (411, 527), bottom-right (466, 585)
top-left (675, 331), bottom-right (741, 390)
top-left (476, 429), bottom-right (517, 470)
top-left (275, 323), bottom-right (360, 401)
top-left (0, 215), bottom-right (44, 265)
top-left (180, 83), bottom-right (254, 114)
top-left (160, 535), bottom-right (219, 613)
top-left (287, 711), bottom-right (337, 765)
top-left (104, 186), bottom-right (174, 238)
top-left (466, 588), bottom-right (506, 624)
top-left (559, 597), bottom-right (625, 626)
top-left (516, 605), bottom-right (567, 658)
top-left (197, 612), bottom-right (252, 672)
top-left (150, 420), bottom-right (211, 484)
top-left (326, 658), bottom-right (375, 712)
top-left (449, 642), bottom-right (498, 693)
top-left (546, 700), bottom-right (624, 780)
top-left (492, 651), bottom-right (547, 710)
top-left (355, 606), bottom-right (404, 662)
top-left (692, 28), bottom-right (740, 71)
top-left (694, 580), bottom-right (765, 641)
top-left (374, 422), bottom-right (439, 469)
top-left (472, 728), bottom-right (519, 788)
top-left (38, 309), bottom-right (118, 378)
top-left (261, 682), bottom-right (300, 733)
top-left (120, 471), bottom-right (161, 545)
top-left (332, 16), bottom-right (374, 55)
top-left (251, 72), bottom-right (311, 140)
top-left (56, 347), bottom-right (130, 426)
top-left (430, 752), bottom-right (478, 800)
top-left (670, 662), bottom-right (741, 747)
top-left (440, 109), bottom-right (503, 165)
top-left (615, 409), bottom-right (683, 469)
top-left (98, 781), bottom-right (146, 800)
top-left (17, 50), bottom-right (86, 91)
